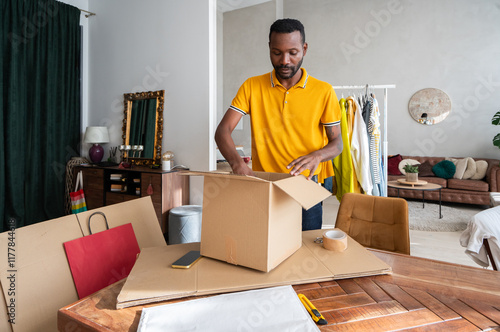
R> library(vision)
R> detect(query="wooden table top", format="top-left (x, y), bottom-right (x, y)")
top-left (387, 179), bottom-right (442, 191)
top-left (58, 249), bottom-right (500, 331)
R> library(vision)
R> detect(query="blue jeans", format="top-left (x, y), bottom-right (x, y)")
top-left (302, 175), bottom-right (323, 231)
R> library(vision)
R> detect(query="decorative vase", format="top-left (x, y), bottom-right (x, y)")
top-left (406, 173), bottom-right (418, 183)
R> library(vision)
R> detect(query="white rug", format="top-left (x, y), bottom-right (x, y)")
top-left (408, 201), bottom-right (480, 232)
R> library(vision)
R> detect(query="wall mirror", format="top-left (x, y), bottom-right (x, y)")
top-left (408, 88), bottom-right (451, 125)
top-left (122, 90), bottom-right (164, 165)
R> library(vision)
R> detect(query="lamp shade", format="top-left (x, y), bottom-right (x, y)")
top-left (84, 126), bottom-right (110, 144)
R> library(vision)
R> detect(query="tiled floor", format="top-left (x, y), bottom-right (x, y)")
top-left (322, 195), bottom-right (492, 270)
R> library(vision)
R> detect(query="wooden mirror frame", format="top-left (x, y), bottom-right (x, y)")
top-left (122, 90), bottom-right (164, 166)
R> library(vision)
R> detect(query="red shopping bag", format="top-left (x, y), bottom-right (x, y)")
top-left (63, 212), bottom-right (141, 299)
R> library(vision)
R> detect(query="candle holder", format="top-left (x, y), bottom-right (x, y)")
top-left (119, 145), bottom-right (132, 168)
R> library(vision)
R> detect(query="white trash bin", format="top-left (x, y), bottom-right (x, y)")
top-left (168, 205), bottom-right (202, 244)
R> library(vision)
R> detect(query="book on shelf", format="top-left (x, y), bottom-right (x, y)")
top-left (110, 174), bottom-right (122, 181)
top-left (111, 184), bottom-right (122, 192)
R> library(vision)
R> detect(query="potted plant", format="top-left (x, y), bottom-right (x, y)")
top-left (403, 163), bottom-right (419, 182)
top-left (491, 110), bottom-right (500, 150)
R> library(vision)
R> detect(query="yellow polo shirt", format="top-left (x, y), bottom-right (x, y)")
top-left (230, 68), bottom-right (341, 182)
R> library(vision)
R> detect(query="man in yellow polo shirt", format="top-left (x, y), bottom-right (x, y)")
top-left (215, 18), bottom-right (342, 230)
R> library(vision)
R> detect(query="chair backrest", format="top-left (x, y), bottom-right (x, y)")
top-left (335, 193), bottom-right (410, 255)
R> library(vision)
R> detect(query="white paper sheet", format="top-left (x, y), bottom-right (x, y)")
top-left (137, 285), bottom-right (320, 332)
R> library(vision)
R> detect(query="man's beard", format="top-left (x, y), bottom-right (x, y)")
top-left (274, 57), bottom-right (303, 80)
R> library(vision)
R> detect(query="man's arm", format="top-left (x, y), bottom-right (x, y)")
top-left (287, 125), bottom-right (343, 179)
top-left (215, 109), bottom-right (255, 176)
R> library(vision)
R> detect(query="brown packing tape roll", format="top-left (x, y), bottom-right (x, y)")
top-left (322, 230), bottom-right (348, 252)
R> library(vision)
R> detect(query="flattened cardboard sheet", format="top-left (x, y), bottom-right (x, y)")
top-left (117, 229), bottom-right (391, 309)
top-left (302, 231), bottom-right (395, 279)
top-left (75, 196), bottom-right (166, 249)
top-left (0, 215), bottom-right (83, 332)
top-left (117, 244), bottom-right (199, 307)
top-left (0, 281), bottom-right (13, 332)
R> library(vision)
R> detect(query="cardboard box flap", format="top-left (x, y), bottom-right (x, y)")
top-left (180, 170), bottom-right (268, 183)
top-left (273, 175), bottom-right (332, 210)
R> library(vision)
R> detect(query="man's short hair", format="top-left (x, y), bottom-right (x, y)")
top-left (269, 18), bottom-right (305, 45)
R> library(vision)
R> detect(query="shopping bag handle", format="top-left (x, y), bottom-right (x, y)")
top-left (88, 212), bottom-right (110, 235)
top-left (74, 171), bottom-right (84, 192)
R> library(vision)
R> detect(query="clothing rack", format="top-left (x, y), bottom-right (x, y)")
top-left (332, 84), bottom-right (396, 197)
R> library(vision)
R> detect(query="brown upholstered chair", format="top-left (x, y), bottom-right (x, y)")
top-left (335, 193), bottom-right (410, 255)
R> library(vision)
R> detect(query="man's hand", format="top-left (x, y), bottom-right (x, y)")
top-left (231, 161), bottom-right (256, 177)
top-left (287, 152), bottom-right (322, 180)
top-left (287, 125), bottom-right (343, 180)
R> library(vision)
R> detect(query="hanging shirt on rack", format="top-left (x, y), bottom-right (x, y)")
top-left (333, 98), bottom-right (357, 200)
top-left (345, 97), bottom-right (362, 194)
top-left (349, 96), bottom-right (372, 195)
top-left (368, 95), bottom-right (382, 196)
top-left (372, 97), bottom-right (386, 196)
top-left (346, 98), bottom-right (355, 140)
top-left (364, 97), bottom-right (373, 129)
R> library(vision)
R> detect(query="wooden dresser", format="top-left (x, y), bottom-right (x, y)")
top-left (73, 165), bottom-right (189, 233)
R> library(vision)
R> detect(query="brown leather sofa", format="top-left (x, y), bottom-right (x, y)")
top-left (387, 156), bottom-right (500, 206)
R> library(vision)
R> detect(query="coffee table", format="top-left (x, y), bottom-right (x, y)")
top-left (387, 180), bottom-right (443, 219)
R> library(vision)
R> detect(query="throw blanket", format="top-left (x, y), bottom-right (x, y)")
top-left (460, 206), bottom-right (500, 269)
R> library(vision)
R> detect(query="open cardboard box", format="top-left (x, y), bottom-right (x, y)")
top-left (182, 171), bottom-right (332, 272)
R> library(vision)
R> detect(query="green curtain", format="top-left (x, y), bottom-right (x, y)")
top-left (129, 99), bottom-right (156, 159)
top-left (1, 0), bottom-right (81, 232)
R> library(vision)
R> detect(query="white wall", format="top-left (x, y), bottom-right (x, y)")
top-left (221, 1), bottom-right (276, 157)
top-left (87, 0), bottom-right (217, 203)
top-left (223, 0), bottom-right (500, 159)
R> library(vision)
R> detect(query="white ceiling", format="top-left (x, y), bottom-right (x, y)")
top-left (217, 0), bottom-right (272, 13)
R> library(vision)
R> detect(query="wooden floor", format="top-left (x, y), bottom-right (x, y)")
top-left (322, 195), bottom-right (489, 269)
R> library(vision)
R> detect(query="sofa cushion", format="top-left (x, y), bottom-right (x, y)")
top-left (471, 160), bottom-right (488, 180)
top-left (447, 179), bottom-right (489, 192)
top-left (462, 158), bottom-right (477, 179)
top-left (421, 177), bottom-right (447, 188)
top-left (433, 160), bottom-right (456, 179)
top-left (446, 157), bottom-right (480, 179)
top-left (417, 161), bottom-right (435, 177)
top-left (398, 159), bottom-right (420, 175)
top-left (388, 154), bottom-right (403, 175)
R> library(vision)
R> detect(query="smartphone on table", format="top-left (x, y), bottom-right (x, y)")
top-left (171, 250), bottom-right (202, 269)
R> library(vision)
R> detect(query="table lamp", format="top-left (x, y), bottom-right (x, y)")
top-left (84, 126), bottom-right (110, 163)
